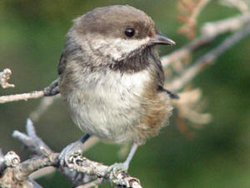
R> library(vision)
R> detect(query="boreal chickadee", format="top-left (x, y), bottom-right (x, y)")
top-left (58, 5), bottom-right (176, 171)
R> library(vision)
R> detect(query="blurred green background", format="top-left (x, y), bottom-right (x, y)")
top-left (0, 0), bottom-right (250, 187)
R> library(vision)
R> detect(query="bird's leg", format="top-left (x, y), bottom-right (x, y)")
top-left (123, 143), bottom-right (138, 169)
top-left (59, 133), bottom-right (91, 165)
top-left (107, 143), bottom-right (138, 179)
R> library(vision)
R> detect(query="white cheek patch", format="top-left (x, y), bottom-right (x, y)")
top-left (91, 37), bottom-right (150, 61)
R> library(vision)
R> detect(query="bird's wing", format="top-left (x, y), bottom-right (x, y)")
top-left (158, 85), bottom-right (179, 99)
top-left (57, 51), bottom-right (67, 75)
top-left (155, 59), bottom-right (165, 87)
top-left (156, 59), bottom-right (179, 99)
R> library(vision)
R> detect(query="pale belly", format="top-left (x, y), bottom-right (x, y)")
top-left (64, 70), bottom-right (150, 143)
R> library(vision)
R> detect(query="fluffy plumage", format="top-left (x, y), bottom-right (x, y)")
top-left (58, 5), bottom-right (173, 145)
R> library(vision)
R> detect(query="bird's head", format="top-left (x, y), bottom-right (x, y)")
top-left (70, 5), bottom-right (175, 63)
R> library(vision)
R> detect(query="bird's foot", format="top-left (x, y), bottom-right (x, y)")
top-left (107, 162), bottom-right (129, 180)
top-left (59, 140), bottom-right (84, 166)
top-left (43, 77), bottom-right (60, 96)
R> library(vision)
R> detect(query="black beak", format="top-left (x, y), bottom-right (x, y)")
top-left (151, 33), bottom-right (176, 46)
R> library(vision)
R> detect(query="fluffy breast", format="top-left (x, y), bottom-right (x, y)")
top-left (60, 66), bottom-right (152, 143)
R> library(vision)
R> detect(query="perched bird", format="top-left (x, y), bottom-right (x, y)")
top-left (58, 5), bottom-right (176, 171)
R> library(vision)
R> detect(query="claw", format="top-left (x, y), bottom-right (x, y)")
top-left (107, 162), bottom-right (129, 180)
top-left (59, 134), bottom-right (90, 166)
top-left (59, 140), bottom-right (84, 166)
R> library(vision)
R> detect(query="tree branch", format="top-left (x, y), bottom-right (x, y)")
top-left (29, 96), bottom-right (60, 122)
top-left (13, 119), bottom-right (52, 156)
top-left (0, 78), bottom-right (60, 104)
top-left (3, 120), bottom-right (143, 188)
top-left (0, 91), bottom-right (45, 104)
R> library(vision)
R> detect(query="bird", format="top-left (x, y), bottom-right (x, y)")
top-left (57, 5), bottom-right (176, 172)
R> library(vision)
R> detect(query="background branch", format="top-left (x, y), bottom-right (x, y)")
top-left (161, 13), bottom-right (250, 68)
top-left (167, 23), bottom-right (250, 91)
top-left (178, 0), bottom-right (211, 38)
top-left (220, 0), bottom-right (249, 13)
top-left (29, 96), bottom-right (60, 122)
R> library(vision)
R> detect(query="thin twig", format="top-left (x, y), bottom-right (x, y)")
top-left (161, 13), bottom-right (250, 68)
top-left (0, 91), bottom-right (44, 104)
top-left (29, 95), bottom-right (60, 122)
top-left (13, 119), bottom-right (52, 156)
top-left (201, 13), bottom-right (250, 36)
top-left (168, 24), bottom-right (250, 91)
top-left (220, 0), bottom-right (249, 13)
top-left (0, 77), bottom-right (60, 104)
top-left (178, 0), bottom-right (211, 38)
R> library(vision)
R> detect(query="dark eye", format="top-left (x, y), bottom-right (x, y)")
top-left (124, 28), bottom-right (135, 38)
